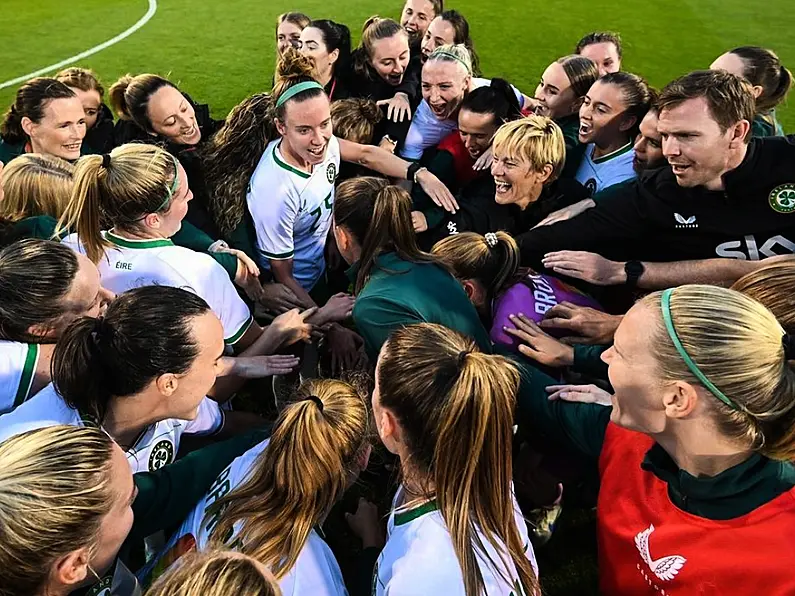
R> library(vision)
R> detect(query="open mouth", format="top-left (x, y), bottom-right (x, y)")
top-left (495, 180), bottom-right (512, 195)
top-left (387, 73), bottom-right (404, 85)
top-left (430, 103), bottom-right (447, 117)
top-left (63, 142), bottom-right (81, 152)
top-left (670, 163), bottom-right (690, 175)
top-left (307, 145), bottom-right (326, 158)
top-left (579, 121), bottom-right (592, 136)
top-left (534, 102), bottom-right (548, 116)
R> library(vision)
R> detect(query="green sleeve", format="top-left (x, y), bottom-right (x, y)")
top-left (225, 213), bottom-right (260, 263)
top-left (171, 221), bottom-right (238, 280)
top-left (509, 353), bottom-right (610, 460)
top-left (11, 215), bottom-right (58, 241)
top-left (353, 296), bottom-right (425, 360)
top-left (129, 428), bottom-right (271, 541)
top-left (572, 344), bottom-right (610, 380)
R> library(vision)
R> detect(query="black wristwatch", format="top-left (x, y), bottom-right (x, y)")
top-left (624, 260), bottom-right (645, 288)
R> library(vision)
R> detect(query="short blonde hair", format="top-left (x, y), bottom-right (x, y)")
top-left (492, 115), bottom-right (566, 181)
top-left (731, 257), bottom-right (795, 333)
top-left (641, 285), bottom-right (795, 460)
top-left (146, 550), bottom-right (282, 596)
top-left (0, 153), bottom-right (74, 222)
top-left (0, 425), bottom-right (116, 596)
top-left (427, 43), bottom-right (472, 76)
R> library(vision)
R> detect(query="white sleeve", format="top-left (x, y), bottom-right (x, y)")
top-left (166, 254), bottom-right (253, 345)
top-left (249, 180), bottom-right (298, 261)
top-left (183, 397), bottom-right (224, 436)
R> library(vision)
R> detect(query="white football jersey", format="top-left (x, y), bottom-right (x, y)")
top-left (246, 136), bottom-right (341, 292)
top-left (0, 340), bottom-right (38, 414)
top-left (141, 438), bottom-right (348, 596)
top-left (0, 384), bottom-right (223, 473)
top-left (373, 485), bottom-right (539, 595)
top-left (574, 141), bottom-right (636, 195)
top-left (61, 232), bottom-right (252, 345)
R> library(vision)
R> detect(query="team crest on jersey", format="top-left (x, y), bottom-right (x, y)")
top-left (769, 184), bottom-right (795, 214)
top-left (149, 439), bottom-right (175, 470)
top-left (326, 162), bottom-right (337, 183)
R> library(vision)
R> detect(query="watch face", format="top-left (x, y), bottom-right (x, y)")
top-left (625, 261), bottom-right (644, 277)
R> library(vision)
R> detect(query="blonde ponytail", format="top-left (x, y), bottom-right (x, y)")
top-left (206, 379), bottom-right (369, 578)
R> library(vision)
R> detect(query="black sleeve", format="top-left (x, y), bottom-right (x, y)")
top-left (395, 55), bottom-right (422, 103)
top-left (516, 179), bottom-right (648, 268)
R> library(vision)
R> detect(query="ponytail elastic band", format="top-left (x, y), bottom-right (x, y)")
top-left (661, 289), bottom-right (740, 411)
top-left (306, 395), bottom-right (324, 412)
top-left (101, 153), bottom-right (112, 169)
top-left (430, 50), bottom-right (471, 74)
top-left (275, 81), bottom-right (324, 109)
top-left (484, 232), bottom-right (498, 248)
top-left (457, 350), bottom-right (469, 369)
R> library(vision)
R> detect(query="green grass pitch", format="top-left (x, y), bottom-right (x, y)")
top-left (1, 0), bottom-right (793, 131)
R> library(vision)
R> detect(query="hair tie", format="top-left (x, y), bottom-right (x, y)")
top-left (275, 81), bottom-right (325, 109)
top-left (101, 153), bottom-right (111, 169)
top-left (660, 289), bottom-right (740, 411)
top-left (457, 350), bottom-right (469, 369)
top-left (783, 334), bottom-right (795, 360)
top-left (306, 395), bottom-right (324, 412)
top-left (484, 232), bottom-right (498, 248)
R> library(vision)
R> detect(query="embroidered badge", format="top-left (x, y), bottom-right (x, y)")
top-left (148, 439), bottom-right (175, 471)
top-left (326, 162), bottom-right (337, 184)
top-left (769, 184), bottom-right (795, 214)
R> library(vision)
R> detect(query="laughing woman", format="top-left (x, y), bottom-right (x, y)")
top-left (400, 44), bottom-right (528, 161)
top-left (0, 78), bottom-right (86, 164)
top-left (298, 19), bottom-right (352, 101)
top-left (348, 17), bottom-right (423, 151)
top-left (419, 9), bottom-right (481, 75)
top-left (569, 72), bottom-right (652, 194)
top-left (110, 73), bottom-right (224, 237)
top-left (515, 284), bottom-right (795, 594)
top-left (56, 67), bottom-right (116, 154)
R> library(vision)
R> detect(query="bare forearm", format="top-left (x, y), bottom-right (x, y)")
top-left (341, 139), bottom-right (409, 179)
top-left (636, 258), bottom-right (764, 289)
top-left (271, 266), bottom-right (316, 309)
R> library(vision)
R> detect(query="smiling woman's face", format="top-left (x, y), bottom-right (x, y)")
top-left (146, 86), bottom-right (201, 146)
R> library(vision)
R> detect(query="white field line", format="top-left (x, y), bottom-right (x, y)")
top-left (0, 0), bottom-right (157, 90)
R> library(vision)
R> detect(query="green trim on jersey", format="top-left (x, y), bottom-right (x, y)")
top-left (261, 248), bottom-right (295, 259)
top-left (591, 140), bottom-right (633, 165)
top-left (393, 500), bottom-right (439, 526)
top-left (274, 142), bottom-right (311, 179)
top-left (225, 314), bottom-right (254, 345)
top-left (13, 343), bottom-right (39, 408)
top-left (106, 230), bottom-right (174, 249)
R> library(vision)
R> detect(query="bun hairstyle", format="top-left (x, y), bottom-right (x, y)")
top-left (0, 425), bottom-right (116, 596)
top-left (460, 78), bottom-right (523, 126)
top-left (206, 378), bottom-right (370, 579)
top-left (333, 176), bottom-right (438, 294)
top-left (431, 231), bottom-right (520, 298)
top-left (377, 323), bottom-right (539, 596)
top-left (0, 239), bottom-right (79, 343)
top-left (331, 98), bottom-right (383, 143)
top-left (642, 285), bottom-right (795, 461)
top-left (728, 46), bottom-right (792, 112)
top-left (352, 17), bottom-right (407, 78)
top-left (307, 19), bottom-right (352, 76)
top-left (1, 78), bottom-right (76, 144)
top-left (52, 285), bottom-right (210, 423)
top-left (108, 73), bottom-right (175, 131)
top-left (205, 50), bottom-right (327, 236)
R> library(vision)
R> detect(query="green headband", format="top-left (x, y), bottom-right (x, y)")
top-left (275, 81), bottom-right (324, 109)
top-left (660, 289), bottom-right (740, 411)
top-left (157, 155), bottom-right (181, 211)
top-left (430, 50), bottom-right (471, 74)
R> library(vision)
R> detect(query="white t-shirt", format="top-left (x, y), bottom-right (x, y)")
top-left (61, 232), bottom-right (253, 345)
top-left (400, 78), bottom-right (525, 160)
top-left (574, 141), bottom-right (636, 195)
top-left (373, 485), bottom-right (538, 595)
top-left (247, 137), bottom-right (340, 292)
top-left (0, 384), bottom-right (223, 473)
top-left (141, 438), bottom-right (348, 595)
top-left (0, 340), bottom-right (39, 414)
